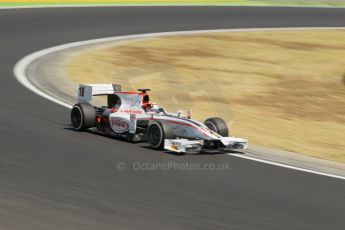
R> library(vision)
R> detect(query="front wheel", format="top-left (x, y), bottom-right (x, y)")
top-left (204, 117), bottom-right (229, 137)
top-left (147, 121), bottom-right (174, 150)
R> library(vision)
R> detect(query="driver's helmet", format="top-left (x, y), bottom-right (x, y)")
top-left (150, 104), bottom-right (160, 112)
top-left (143, 103), bottom-right (160, 113)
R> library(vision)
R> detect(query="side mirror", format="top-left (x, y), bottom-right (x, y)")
top-left (176, 110), bottom-right (183, 117)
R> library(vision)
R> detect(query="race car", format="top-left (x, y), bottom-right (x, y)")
top-left (70, 84), bottom-right (248, 154)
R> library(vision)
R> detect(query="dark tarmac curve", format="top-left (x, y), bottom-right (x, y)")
top-left (0, 6), bottom-right (345, 230)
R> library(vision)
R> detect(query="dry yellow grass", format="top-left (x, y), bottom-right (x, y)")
top-left (0, 0), bottom-right (239, 3)
top-left (67, 30), bottom-right (345, 163)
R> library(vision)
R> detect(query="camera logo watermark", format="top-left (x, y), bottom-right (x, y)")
top-left (116, 161), bottom-right (126, 171)
top-left (114, 161), bottom-right (231, 172)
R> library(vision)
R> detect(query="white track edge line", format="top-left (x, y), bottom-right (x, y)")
top-left (13, 27), bottom-right (345, 180)
top-left (230, 154), bottom-right (345, 180)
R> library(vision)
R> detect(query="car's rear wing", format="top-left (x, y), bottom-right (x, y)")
top-left (77, 84), bottom-right (121, 103)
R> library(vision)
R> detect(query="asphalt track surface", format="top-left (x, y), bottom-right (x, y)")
top-left (1, 6), bottom-right (345, 230)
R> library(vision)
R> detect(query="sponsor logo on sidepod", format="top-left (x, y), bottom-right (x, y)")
top-left (111, 118), bottom-right (129, 133)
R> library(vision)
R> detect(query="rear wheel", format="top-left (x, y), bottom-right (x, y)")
top-left (71, 103), bottom-right (96, 131)
top-left (204, 117), bottom-right (229, 137)
top-left (147, 121), bottom-right (174, 150)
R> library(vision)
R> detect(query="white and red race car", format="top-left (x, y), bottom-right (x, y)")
top-left (71, 84), bottom-right (248, 154)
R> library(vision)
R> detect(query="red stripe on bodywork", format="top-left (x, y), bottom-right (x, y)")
top-left (149, 118), bottom-right (211, 136)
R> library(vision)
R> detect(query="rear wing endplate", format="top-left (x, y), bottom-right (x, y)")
top-left (77, 84), bottom-right (121, 103)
